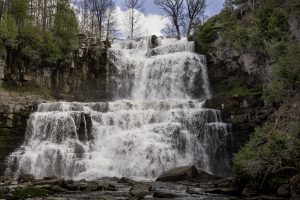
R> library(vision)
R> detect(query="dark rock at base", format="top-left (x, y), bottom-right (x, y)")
top-left (153, 190), bottom-right (179, 198)
top-left (242, 182), bottom-right (258, 197)
top-left (290, 174), bottom-right (300, 199)
top-left (118, 177), bottom-right (137, 185)
top-left (43, 176), bottom-right (58, 180)
top-left (129, 183), bottom-right (152, 199)
top-left (58, 179), bottom-right (116, 192)
top-left (18, 174), bottom-right (35, 183)
top-left (149, 35), bottom-right (159, 49)
top-left (156, 165), bottom-right (200, 182)
top-left (242, 195), bottom-right (285, 200)
top-left (277, 184), bottom-right (290, 198)
top-left (0, 176), bottom-right (13, 184)
top-left (0, 186), bottom-right (10, 194)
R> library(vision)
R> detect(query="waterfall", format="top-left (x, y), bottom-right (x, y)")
top-left (5, 37), bottom-right (231, 180)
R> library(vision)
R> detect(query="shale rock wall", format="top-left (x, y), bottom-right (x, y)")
top-left (2, 35), bottom-right (109, 102)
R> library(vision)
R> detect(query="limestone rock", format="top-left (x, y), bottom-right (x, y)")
top-left (289, 14), bottom-right (300, 40)
top-left (277, 184), bottom-right (290, 198)
top-left (153, 190), bottom-right (179, 198)
top-left (156, 165), bottom-right (199, 182)
top-left (149, 35), bottom-right (159, 49)
top-left (290, 174), bottom-right (300, 198)
top-left (18, 174), bottom-right (35, 183)
top-left (129, 183), bottom-right (152, 199)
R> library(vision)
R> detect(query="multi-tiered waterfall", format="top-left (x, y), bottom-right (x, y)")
top-left (5, 37), bottom-right (231, 180)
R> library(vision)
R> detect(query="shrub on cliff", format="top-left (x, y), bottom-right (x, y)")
top-left (233, 120), bottom-right (300, 190)
top-left (0, 14), bottom-right (18, 56)
top-left (54, 0), bottom-right (79, 61)
top-left (264, 41), bottom-right (300, 105)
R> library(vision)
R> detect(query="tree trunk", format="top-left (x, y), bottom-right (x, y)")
top-left (174, 20), bottom-right (181, 40)
top-left (186, 19), bottom-right (193, 38)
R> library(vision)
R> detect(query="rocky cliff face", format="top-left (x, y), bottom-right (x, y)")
top-left (2, 35), bottom-right (109, 102)
top-left (196, 34), bottom-right (271, 158)
top-left (0, 90), bottom-right (48, 174)
top-left (0, 35), bottom-right (109, 174)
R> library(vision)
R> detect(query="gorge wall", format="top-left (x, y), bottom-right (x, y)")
top-left (0, 35), bottom-right (109, 174)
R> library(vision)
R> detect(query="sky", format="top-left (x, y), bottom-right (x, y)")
top-left (114, 0), bottom-right (224, 37)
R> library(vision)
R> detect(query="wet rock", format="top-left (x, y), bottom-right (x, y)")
top-left (153, 190), bottom-right (179, 198)
top-left (213, 177), bottom-right (233, 187)
top-left (0, 176), bottom-right (13, 184)
top-left (290, 174), bottom-right (300, 198)
top-left (149, 35), bottom-right (159, 49)
top-left (118, 177), bottom-right (137, 185)
top-left (242, 183), bottom-right (258, 197)
top-left (289, 13), bottom-right (300, 40)
top-left (242, 195), bottom-right (285, 200)
top-left (156, 165), bottom-right (199, 182)
top-left (129, 183), bottom-right (152, 199)
top-left (43, 176), bottom-right (58, 180)
top-left (186, 186), bottom-right (203, 195)
top-left (0, 186), bottom-right (9, 194)
top-left (277, 184), bottom-right (290, 198)
top-left (18, 174), bottom-right (35, 183)
top-left (58, 179), bottom-right (116, 192)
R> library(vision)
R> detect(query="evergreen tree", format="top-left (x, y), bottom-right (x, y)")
top-left (54, 0), bottom-right (79, 60)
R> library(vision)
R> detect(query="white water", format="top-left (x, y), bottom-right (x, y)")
top-left (5, 37), bottom-right (231, 180)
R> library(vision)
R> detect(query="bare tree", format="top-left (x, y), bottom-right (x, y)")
top-left (154, 0), bottom-right (184, 40)
top-left (88, 0), bottom-right (113, 40)
top-left (105, 0), bottom-right (117, 41)
top-left (185, 0), bottom-right (206, 37)
top-left (124, 0), bottom-right (144, 39)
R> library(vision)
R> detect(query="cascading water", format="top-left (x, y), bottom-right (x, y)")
top-left (5, 37), bottom-right (231, 180)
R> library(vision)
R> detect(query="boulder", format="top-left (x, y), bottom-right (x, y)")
top-left (290, 174), bottom-right (300, 198)
top-left (289, 14), bottom-right (300, 40)
top-left (277, 184), bottom-right (290, 198)
top-left (129, 183), bottom-right (152, 199)
top-left (0, 176), bottom-right (13, 184)
top-left (153, 190), bottom-right (179, 198)
top-left (149, 35), bottom-right (159, 49)
top-left (156, 165), bottom-right (199, 182)
top-left (117, 177), bottom-right (137, 186)
top-left (18, 174), bottom-right (35, 183)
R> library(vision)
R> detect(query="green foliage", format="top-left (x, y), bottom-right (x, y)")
top-left (0, 14), bottom-right (18, 48)
top-left (12, 187), bottom-right (52, 198)
top-left (0, 0), bottom-right (79, 65)
top-left (0, 85), bottom-right (54, 100)
top-left (263, 42), bottom-right (300, 105)
top-left (18, 22), bottom-right (43, 62)
top-left (10, 0), bottom-right (29, 28)
top-left (233, 121), bottom-right (300, 185)
top-left (194, 20), bottom-right (218, 52)
top-left (41, 32), bottom-right (61, 64)
top-left (54, 0), bottom-right (79, 60)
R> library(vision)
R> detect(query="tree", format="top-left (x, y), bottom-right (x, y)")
top-left (88, 0), bottom-right (113, 40)
top-left (10, 0), bottom-right (29, 30)
top-left (124, 0), bottom-right (144, 39)
top-left (154, 0), bottom-right (184, 39)
top-left (105, 0), bottom-right (117, 41)
top-left (185, 0), bottom-right (206, 37)
top-left (54, 0), bottom-right (79, 60)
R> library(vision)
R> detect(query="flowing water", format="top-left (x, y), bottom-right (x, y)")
top-left (5, 37), bottom-right (231, 180)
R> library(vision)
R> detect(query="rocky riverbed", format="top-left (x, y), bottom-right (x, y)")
top-left (0, 166), bottom-right (289, 200)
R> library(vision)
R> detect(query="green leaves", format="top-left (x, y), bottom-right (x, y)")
top-left (0, 14), bottom-right (18, 47)
top-left (54, 0), bottom-right (79, 60)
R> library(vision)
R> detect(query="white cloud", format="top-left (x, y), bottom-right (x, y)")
top-left (114, 6), bottom-right (171, 38)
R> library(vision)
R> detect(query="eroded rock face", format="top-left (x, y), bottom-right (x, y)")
top-left (156, 165), bottom-right (200, 182)
top-left (289, 13), bottom-right (300, 40)
top-left (0, 58), bottom-right (4, 86)
top-left (2, 36), bottom-right (109, 102)
top-left (0, 90), bottom-right (46, 175)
